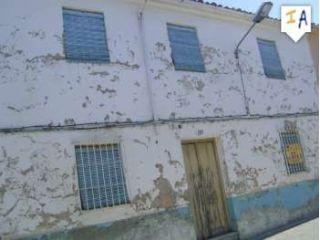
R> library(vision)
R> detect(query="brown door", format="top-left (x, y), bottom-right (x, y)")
top-left (182, 139), bottom-right (229, 240)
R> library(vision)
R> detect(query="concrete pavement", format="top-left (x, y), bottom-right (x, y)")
top-left (265, 218), bottom-right (319, 240)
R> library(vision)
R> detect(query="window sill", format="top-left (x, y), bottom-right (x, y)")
top-left (174, 68), bottom-right (206, 73)
top-left (78, 203), bottom-right (136, 226)
top-left (265, 74), bottom-right (286, 80)
top-left (79, 203), bottom-right (132, 215)
top-left (65, 58), bottom-right (110, 65)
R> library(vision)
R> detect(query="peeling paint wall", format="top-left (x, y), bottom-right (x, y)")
top-left (228, 179), bottom-right (318, 239)
top-left (143, 3), bottom-right (318, 119)
top-left (307, 26), bottom-right (319, 82)
top-left (0, 0), bottom-right (318, 239)
top-left (0, 0), bottom-right (153, 128)
top-left (0, 116), bottom-right (318, 238)
top-left (0, 0), bottom-right (318, 128)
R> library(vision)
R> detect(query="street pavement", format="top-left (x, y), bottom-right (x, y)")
top-left (265, 218), bottom-right (319, 240)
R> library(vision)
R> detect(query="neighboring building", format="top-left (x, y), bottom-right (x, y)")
top-left (0, 0), bottom-right (318, 239)
top-left (308, 25), bottom-right (319, 81)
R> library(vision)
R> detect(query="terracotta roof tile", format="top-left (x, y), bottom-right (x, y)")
top-left (189, 0), bottom-right (280, 21)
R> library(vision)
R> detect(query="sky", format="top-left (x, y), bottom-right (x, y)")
top-left (206, 0), bottom-right (319, 23)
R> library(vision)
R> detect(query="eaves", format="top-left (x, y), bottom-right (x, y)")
top-left (125, 0), bottom-right (281, 29)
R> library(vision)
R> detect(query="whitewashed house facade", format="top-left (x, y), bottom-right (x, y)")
top-left (0, 0), bottom-right (318, 239)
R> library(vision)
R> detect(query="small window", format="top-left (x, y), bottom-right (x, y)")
top-left (257, 39), bottom-right (285, 79)
top-left (62, 8), bottom-right (110, 62)
top-left (75, 144), bottom-right (129, 210)
top-left (279, 122), bottom-right (306, 175)
top-left (167, 24), bottom-right (205, 72)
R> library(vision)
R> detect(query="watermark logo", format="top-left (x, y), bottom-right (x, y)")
top-left (281, 6), bottom-right (311, 42)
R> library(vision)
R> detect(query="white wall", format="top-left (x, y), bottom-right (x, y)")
top-left (0, 0), bottom-right (318, 128)
top-left (0, 0), bottom-right (318, 238)
top-left (143, 2), bottom-right (318, 119)
top-left (0, 0), bottom-right (152, 127)
top-left (0, 116), bottom-right (318, 238)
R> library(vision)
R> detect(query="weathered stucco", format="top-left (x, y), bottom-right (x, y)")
top-left (0, 0), bottom-right (318, 128)
top-left (0, 116), bottom-right (318, 238)
top-left (228, 179), bottom-right (318, 239)
top-left (0, 0), bottom-right (318, 239)
top-left (0, 0), bottom-right (153, 127)
top-left (143, 5), bottom-right (317, 119)
top-left (22, 207), bottom-right (196, 240)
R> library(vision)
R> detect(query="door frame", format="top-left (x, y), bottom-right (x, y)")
top-left (181, 138), bottom-right (231, 237)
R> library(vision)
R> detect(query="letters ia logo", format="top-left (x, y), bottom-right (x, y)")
top-left (281, 6), bottom-right (311, 42)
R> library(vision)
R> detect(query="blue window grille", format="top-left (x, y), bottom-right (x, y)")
top-left (75, 144), bottom-right (129, 210)
top-left (62, 8), bottom-right (110, 62)
top-left (257, 39), bottom-right (285, 79)
top-left (167, 24), bottom-right (205, 72)
top-left (279, 122), bottom-right (306, 175)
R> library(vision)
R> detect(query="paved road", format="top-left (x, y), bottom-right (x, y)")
top-left (265, 218), bottom-right (319, 240)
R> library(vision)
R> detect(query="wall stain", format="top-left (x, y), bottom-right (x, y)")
top-left (133, 139), bottom-right (148, 150)
top-left (96, 85), bottom-right (117, 98)
top-left (165, 149), bottom-right (182, 168)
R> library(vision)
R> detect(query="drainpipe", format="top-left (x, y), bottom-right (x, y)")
top-left (138, 0), bottom-right (156, 121)
top-left (236, 56), bottom-right (250, 115)
top-left (234, 23), bottom-right (257, 116)
top-left (234, 2), bottom-right (273, 116)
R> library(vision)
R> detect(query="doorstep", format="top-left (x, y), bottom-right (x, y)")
top-left (209, 232), bottom-right (238, 240)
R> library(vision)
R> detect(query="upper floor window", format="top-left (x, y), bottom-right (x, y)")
top-left (62, 8), bottom-right (110, 62)
top-left (75, 144), bottom-right (129, 210)
top-left (257, 39), bottom-right (285, 79)
top-left (167, 24), bottom-right (205, 72)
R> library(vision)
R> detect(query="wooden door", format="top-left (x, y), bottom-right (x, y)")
top-left (182, 140), bottom-right (229, 240)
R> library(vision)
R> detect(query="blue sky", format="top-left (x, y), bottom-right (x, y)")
top-left (207, 0), bottom-right (319, 23)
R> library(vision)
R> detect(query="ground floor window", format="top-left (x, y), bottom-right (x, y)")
top-left (74, 144), bottom-right (129, 210)
top-left (280, 121), bottom-right (306, 174)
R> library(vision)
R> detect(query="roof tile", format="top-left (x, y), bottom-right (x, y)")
top-left (189, 0), bottom-right (280, 21)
